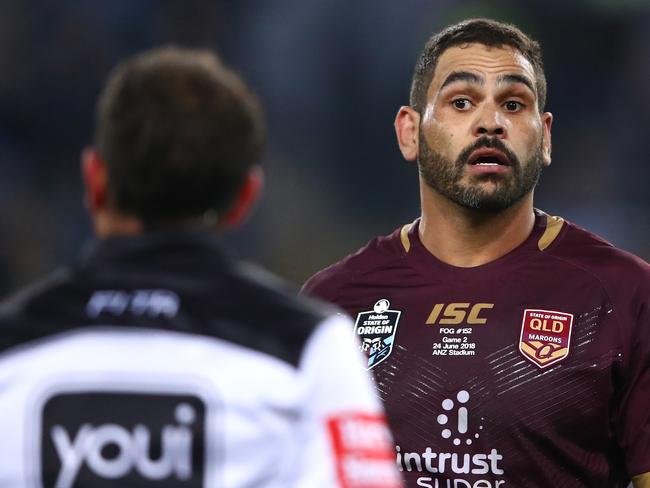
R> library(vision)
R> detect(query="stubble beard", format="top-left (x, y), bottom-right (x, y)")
top-left (417, 133), bottom-right (544, 213)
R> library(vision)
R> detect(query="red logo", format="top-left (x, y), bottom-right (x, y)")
top-left (327, 413), bottom-right (402, 488)
top-left (519, 309), bottom-right (574, 368)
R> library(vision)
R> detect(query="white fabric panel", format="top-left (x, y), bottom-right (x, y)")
top-left (0, 315), bottom-right (383, 488)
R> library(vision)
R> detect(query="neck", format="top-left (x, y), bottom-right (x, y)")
top-left (93, 209), bottom-right (220, 239)
top-left (93, 210), bottom-right (143, 238)
top-left (418, 179), bottom-right (536, 267)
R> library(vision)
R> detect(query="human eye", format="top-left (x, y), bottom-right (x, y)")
top-left (452, 98), bottom-right (472, 111)
top-left (504, 100), bottom-right (524, 112)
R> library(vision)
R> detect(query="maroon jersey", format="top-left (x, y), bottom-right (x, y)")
top-left (303, 210), bottom-right (650, 488)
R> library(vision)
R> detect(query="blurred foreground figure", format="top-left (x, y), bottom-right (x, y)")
top-left (303, 19), bottom-right (650, 488)
top-left (0, 47), bottom-right (401, 488)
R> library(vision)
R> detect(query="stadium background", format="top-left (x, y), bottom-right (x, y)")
top-left (0, 0), bottom-right (648, 295)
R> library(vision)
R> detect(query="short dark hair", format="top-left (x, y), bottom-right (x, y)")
top-left (95, 46), bottom-right (265, 225)
top-left (410, 18), bottom-right (547, 113)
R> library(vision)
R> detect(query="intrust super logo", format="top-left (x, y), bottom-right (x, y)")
top-left (435, 390), bottom-right (482, 447)
top-left (396, 390), bottom-right (505, 488)
top-left (519, 309), bottom-right (574, 368)
top-left (40, 392), bottom-right (205, 488)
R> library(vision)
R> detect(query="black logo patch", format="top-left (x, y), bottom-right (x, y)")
top-left (41, 392), bottom-right (205, 488)
top-left (354, 299), bottom-right (401, 370)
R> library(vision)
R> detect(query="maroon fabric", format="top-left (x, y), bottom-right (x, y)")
top-left (303, 210), bottom-right (650, 488)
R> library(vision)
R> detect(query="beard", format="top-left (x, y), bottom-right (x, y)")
top-left (417, 133), bottom-right (544, 212)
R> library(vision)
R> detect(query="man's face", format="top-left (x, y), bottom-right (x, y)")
top-left (417, 43), bottom-right (552, 212)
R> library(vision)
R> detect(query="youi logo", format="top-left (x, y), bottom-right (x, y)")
top-left (40, 392), bottom-right (206, 488)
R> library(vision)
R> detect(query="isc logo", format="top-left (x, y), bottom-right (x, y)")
top-left (426, 303), bottom-right (494, 325)
top-left (40, 392), bottom-right (205, 488)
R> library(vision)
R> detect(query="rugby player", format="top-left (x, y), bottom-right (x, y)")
top-left (0, 47), bottom-right (401, 487)
top-left (303, 18), bottom-right (650, 488)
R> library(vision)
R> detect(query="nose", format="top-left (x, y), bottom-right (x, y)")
top-left (472, 104), bottom-right (507, 138)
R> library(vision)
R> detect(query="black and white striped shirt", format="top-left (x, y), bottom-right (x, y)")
top-left (0, 231), bottom-right (400, 488)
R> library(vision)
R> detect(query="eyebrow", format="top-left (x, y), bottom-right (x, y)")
top-left (440, 71), bottom-right (484, 90)
top-left (439, 71), bottom-right (536, 96)
top-left (496, 73), bottom-right (535, 94)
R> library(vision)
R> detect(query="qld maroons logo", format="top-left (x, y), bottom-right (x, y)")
top-left (519, 309), bottom-right (574, 368)
top-left (354, 299), bottom-right (401, 370)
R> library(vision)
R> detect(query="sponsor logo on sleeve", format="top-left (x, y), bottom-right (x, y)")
top-left (354, 299), bottom-right (401, 370)
top-left (327, 413), bottom-right (402, 488)
top-left (519, 309), bottom-right (574, 368)
top-left (40, 392), bottom-right (205, 488)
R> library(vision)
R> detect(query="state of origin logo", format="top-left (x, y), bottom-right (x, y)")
top-left (395, 391), bottom-right (506, 488)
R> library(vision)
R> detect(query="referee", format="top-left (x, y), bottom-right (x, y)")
top-left (0, 47), bottom-right (401, 488)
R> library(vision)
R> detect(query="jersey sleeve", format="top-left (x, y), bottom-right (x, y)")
top-left (301, 265), bottom-right (353, 303)
top-left (614, 261), bottom-right (650, 478)
top-left (620, 297), bottom-right (650, 477)
top-left (285, 314), bottom-right (402, 488)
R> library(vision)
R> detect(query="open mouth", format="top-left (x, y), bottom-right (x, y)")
top-left (468, 149), bottom-right (511, 167)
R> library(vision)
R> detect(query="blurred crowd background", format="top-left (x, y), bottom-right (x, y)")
top-left (0, 0), bottom-right (648, 295)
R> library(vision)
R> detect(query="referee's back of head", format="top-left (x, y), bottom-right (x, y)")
top-left (87, 46), bottom-right (266, 231)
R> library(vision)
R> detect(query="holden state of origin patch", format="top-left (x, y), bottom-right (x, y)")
top-left (354, 299), bottom-right (401, 370)
top-left (519, 309), bottom-right (574, 368)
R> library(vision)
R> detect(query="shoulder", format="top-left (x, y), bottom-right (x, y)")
top-left (230, 261), bottom-right (341, 342)
top-left (301, 223), bottom-right (411, 301)
top-left (0, 259), bottom-right (342, 369)
top-left (0, 267), bottom-right (82, 354)
top-left (547, 218), bottom-right (649, 323)
top-left (0, 267), bottom-right (77, 324)
top-left (549, 219), bottom-right (649, 290)
top-left (207, 259), bottom-right (350, 367)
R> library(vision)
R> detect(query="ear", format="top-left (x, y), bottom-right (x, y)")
top-left (394, 106), bottom-right (420, 162)
top-left (541, 112), bottom-right (553, 167)
top-left (221, 165), bottom-right (264, 228)
top-left (81, 147), bottom-right (108, 214)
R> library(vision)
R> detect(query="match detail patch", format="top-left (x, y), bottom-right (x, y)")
top-left (327, 413), bottom-right (401, 488)
top-left (519, 309), bottom-right (574, 368)
top-left (354, 299), bottom-right (401, 370)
